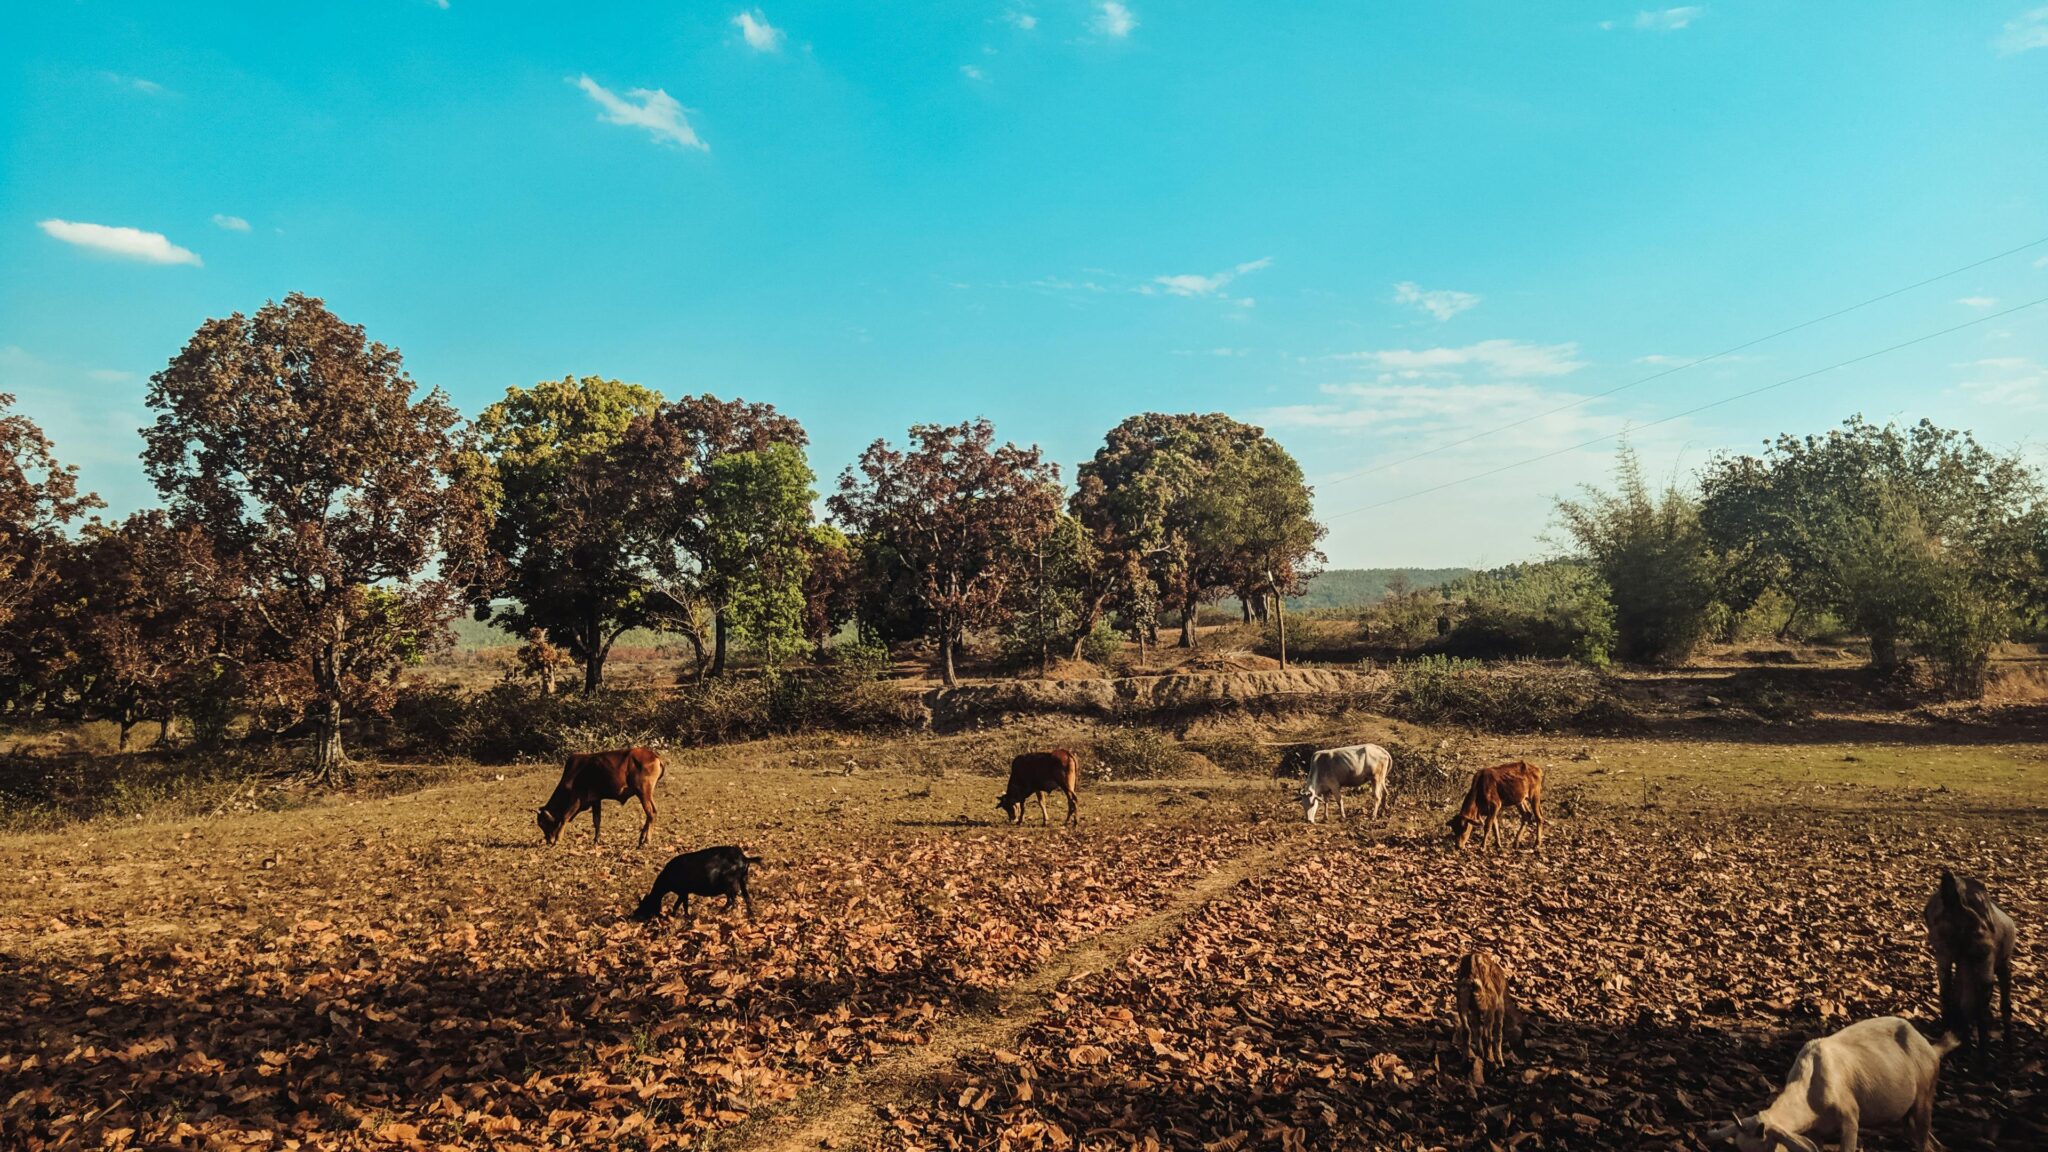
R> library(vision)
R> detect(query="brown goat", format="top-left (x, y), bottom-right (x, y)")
top-left (1448, 760), bottom-right (1545, 852)
top-left (537, 746), bottom-right (664, 847)
top-left (1453, 951), bottom-right (1510, 1083)
top-left (1925, 868), bottom-right (2016, 1051)
top-left (998, 749), bottom-right (1079, 827)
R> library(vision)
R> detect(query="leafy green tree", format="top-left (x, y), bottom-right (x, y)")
top-left (1700, 416), bottom-right (2044, 691)
top-left (621, 395), bottom-right (810, 677)
top-left (1002, 512), bottom-right (1102, 674)
top-left (1074, 413), bottom-right (1309, 648)
top-left (1555, 442), bottom-right (1720, 664)
top-left (472, 375), bottom-right (664, 695)
top-left (142, 293), bottom-right (483, 775)
top-left (1215, 438), bottom-right (1326, 666)
top-left (1443, 561), bottom-right (1617, 665)
top-left (697, 443), bottom-right (817, 670)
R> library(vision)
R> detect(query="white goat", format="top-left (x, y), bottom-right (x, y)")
top-left (1298, 743), bottom-right (1391, 823)
top-left (1707, 1016), bottom-right (1958, 1152)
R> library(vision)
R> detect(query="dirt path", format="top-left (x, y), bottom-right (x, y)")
top-left (726, 835), bottom-right (1301, 1152)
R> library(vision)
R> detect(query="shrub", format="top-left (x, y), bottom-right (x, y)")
top-left (1091, 726), bottom-right (1196, 779)
top-left (1440, 561), bottom-right (1616, 665)
top-left (1079, 621), bottom-right (1124, 668)
top-left (1390, 656), bottom-right (1630, 733)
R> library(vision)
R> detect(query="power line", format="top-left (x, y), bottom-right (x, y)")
top-left (1316, 233), bottom-right (2048, 490)
top-left (1323, 294), bottom-right (2048, 522)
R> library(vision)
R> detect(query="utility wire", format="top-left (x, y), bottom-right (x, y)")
top-left (1316, 233), bottom-right (2048, 490)
top-left (1323, 294), bottom-right (2048, 522)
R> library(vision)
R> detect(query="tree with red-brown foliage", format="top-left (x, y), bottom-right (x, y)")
top-left (829, 419), bottom-right (1060, 686)
top-left (142, 293), bottom-right (485, 777)
top-left (0, 393), bottom-right (101, 709)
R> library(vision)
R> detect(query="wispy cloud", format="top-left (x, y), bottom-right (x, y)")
top-left (1996, 8), bottom-right (2048, 54)
top-left (1957, 356), bottom-right (2047, 409)
top-left (101, 72), bottom-right (164, 95)
top-left (1006, 9), bottom-right (1038, 30)
top-left (2037, 254), bottom-right (2048, 269)
top-left (1602, 6), bottom-right (1703, 31)
top-left (210, 214), bottom-right (251, 232)
top-left (1333, 339), bottom-right (1584, 378)
top-left (1393, 281), bottom-right (1481, 322)
top-left (1172, 347), bottom-right (1248, 357)
top-left (1154, 257), bottom-right (1269, 298)
top-left (733, 9), bottom-right (785, 52)
top-left (1958, 295), bottom-right (2000, 309)
top-left (961, 65), bottom-right (988, 81)
top-left (37, 219), bottom-right (201, 266)
top-left (574, 75), bottom-right (707, 151)
top-left (1095, 2), bottom-right (1137, 38)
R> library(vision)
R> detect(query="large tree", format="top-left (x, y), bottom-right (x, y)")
top-left (142, 293), bottom-right (484, 775)
top-left (621, 395), bottom-right (810, 677)
top-left (1073, 413), bottom-right (1316, 648)
top-left (830, 419), bottom-right (1060, 686)
top-left (0, 393), bottom-right (100, 707)
top-left (1555, 442), bottom-right (1721, 664)
top-left (1699, 416), bottom-right (2045, 691)
top-left (472, 375), bottom-right (664, 694)
top-left (1216, 438), bottom-right (1327, 666)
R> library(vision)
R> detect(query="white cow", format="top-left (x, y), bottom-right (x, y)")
top-left (1707, 1016), bottom-right (1957, 1152)
top-left (1299, 743), bottom-right (1392, 823)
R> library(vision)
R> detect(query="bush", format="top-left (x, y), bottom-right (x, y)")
top-left (1079, 621), bottom-right (1124, 668)
top-left (1440, 561), bottom-right (1616, 665)
top-left (1091, 726), bottom-right (1198, 779)
top-left (1390, 656), bottom-right (1631, 733)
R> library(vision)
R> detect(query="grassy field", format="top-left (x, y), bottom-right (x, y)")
top-left (2, 719), bottom-right (2044, 1151)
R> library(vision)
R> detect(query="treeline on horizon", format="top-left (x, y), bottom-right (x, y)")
top-left (3, 293), bottom-right (2045, 775)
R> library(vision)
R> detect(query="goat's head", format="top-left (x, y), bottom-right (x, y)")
top-left (536, 806), bottom-right (563, 845)
top-left (1706, 1114), bottom-right (1818, 1152)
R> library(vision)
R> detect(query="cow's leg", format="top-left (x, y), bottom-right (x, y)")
top-left (591, 800), bottom-right (602, 845)
top-left (1908, 1085), bottom-right (1934, 1152)
top-left (739, 877), bottom-right (754, 919)
top-left (1370, 777), bottom-right (1385, 819)
top-left (1935, 958), bottom-right (1952, 1024)
top-left (1064, 788), bottom-right (1078, 827)
top-left (1531, 795), bottom-right (1544, 849)
top-left (1337, 790), bottom-right (1347, 821)
top-left (1999, 954), bottom-right (2013, 1037)
top-left (1038, 792), bottom-right (1050, 826)
top-left (680, 893), bottom-right (690, 917)
top-left (637, 787), bottom-right (656, 848)
top-left (1512, 803), bottom-right (1532, 848)
top-left (1837, 1112), bottom-right (1860, 1152)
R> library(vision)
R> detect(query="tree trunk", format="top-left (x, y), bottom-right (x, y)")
top-left (712, 611), bottom-right (730, 677)
top-left (1240, 599), bottom-right (1252, 624)
top-left (1179, 602), bottom-right (1196, 648)
top-left (940, 629), bottom-right (958, 686)
top-left (1275, 589), bottom-right (1289, 669)
top-left (582, 653), bottom-right (604, 695)
top-left (158, 717), bottom-right (173, 747)
top-left (313, 694), bottom-right (346, 780)
top-left (118, 714), bottom-right (134, 752)
top-left (1869, 624), bottom-right (1900, 673)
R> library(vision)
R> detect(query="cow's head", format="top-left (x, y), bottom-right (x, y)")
top-left (995, 794), bottom-right (1021, 823)
top-left (1299, 788), bottom-right (1322, 824)
top-left (1706, 1114), bottom-right (1817, 1152)
top-left (1446, 812), bottom-right (1470, 845)
top-left (537, 806), bottom-right (563, 845)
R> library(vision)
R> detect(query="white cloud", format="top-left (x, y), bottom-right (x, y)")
top-left (574, 75), bottom-right (707, 151)
top-left (1957, 356), bottom-right (2047, 408)
top-left (961, 64), bottom-right (988, 81)
top-left (1154, 257), bottom-right (1269, 298)
top-left (1958, 296), bottom-right (1999, 309)
top-left (733, 9), bottom-right (785, 52)
top-left (1006, 10), bottom-right (1038, 30)
top-left (1393, 281), bottom-right (1481, 322)
top-left (1631, 6), bottom-right (1703, 31)
top-left (2037, 254), bottom-right (2048, 269)
top-left (37, 219), bottom-right (201, 266)
top-left (1096, 2), bottom-right (1137, 38)
top-left (1996, 8), bottom-right (2048, 54)
top-left (1333, 339), bottom-right (1584, 378)
top-left (100, 72), bottom-right (164, 95)
top-left (210, 214), bottom-right (251, 232)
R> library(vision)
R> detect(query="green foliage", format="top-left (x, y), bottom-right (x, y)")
top-left (1078, 620), bottom-right (1125, 667)
top-left (1555, 442), bottom-right (1721, 664)
top-left (1442, 561), bottom-right (1617, 665)
top-left (1001, 513), bottom-right (1101, 672)
top-left (699, 443), bottom-right (818, 669)
top-left (1700, 415), bottom-right (2046, 693)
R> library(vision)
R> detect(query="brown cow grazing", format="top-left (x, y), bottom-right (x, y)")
top-left (537, 746), bottom-right (664, 847)
top-left (1448, 760), bottom-right (1545, 852)
top-left (1453, 951), bottom-right (1510, 1084)
top-left (1924, 869), bottom-right (2016, 1052)
top-left (998, 749), bottom-right (1079, 827)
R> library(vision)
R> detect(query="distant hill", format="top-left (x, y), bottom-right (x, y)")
top-left (1286, 567), bottom-right (1472, 612)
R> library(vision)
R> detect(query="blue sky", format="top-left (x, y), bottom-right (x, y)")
top-left (4, 2), bottom-right (2046, 567)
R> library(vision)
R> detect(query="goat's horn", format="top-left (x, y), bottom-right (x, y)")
top-left (1704, 1116), bottom-right (1742, 1142)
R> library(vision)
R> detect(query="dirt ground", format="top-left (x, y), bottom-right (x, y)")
top-left (2, 727), bottom-right (2044, 1151)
